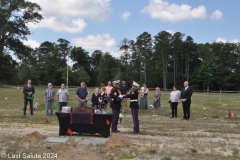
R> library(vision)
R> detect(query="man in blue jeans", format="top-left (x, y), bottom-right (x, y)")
top-left (57, 83), bottom-right (69, 111)
top-left (44, 83), bottom-right (56, 116)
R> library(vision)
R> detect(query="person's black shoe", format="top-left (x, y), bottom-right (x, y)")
top-left (112, 130), bottom-right (120, 132)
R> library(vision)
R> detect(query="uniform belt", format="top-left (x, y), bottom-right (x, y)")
top-left (130, 99), bottom-right (138, 102)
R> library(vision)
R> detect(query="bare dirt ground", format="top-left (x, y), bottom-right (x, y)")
top-left (1, 113), bottom-right (240, 160)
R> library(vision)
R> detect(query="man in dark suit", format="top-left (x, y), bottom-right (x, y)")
top-left (23, 79), bottom-right (35, 116)
top-left (180, 81), bottom-right (192, 120)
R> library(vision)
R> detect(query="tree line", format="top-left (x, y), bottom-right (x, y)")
top-left (1, 0), bottom-right (240, 90)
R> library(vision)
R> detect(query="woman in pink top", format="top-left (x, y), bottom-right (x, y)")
top-left (105, 81), bottom-right (113, 109)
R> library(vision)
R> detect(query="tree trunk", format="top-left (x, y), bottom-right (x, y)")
top-left (144, 58), bottom-right (146, 83)
top-left (174, 50), bottom-right (176, 85)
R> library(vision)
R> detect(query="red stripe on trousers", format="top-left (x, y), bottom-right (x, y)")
top-left (132, 108), bottom-right (136, 132)
top-left (112, 109), bottom-right (116, 131)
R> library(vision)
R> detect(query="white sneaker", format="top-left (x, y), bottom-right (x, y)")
top-left (152, 115), bottom-right (155, 116)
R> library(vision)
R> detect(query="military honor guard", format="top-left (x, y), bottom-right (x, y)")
top-left (124, 81), bottom-right (140, 133)
top-left (110, 80), bottom-right (122, 132)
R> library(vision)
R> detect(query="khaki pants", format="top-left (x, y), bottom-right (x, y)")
top-left (77, 100), bottom-right (86, 108)
top-left (121, 98), bottom-right (128, 112)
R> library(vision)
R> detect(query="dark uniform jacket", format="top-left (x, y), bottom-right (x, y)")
top-left (110, 87), bottom-right (121, 109)
top-left (180, 87), bottom-right (192, 104)
top-left (124, 89), bottom-right (139, 108)
top-left (23, 85), bottom-right (35, 100)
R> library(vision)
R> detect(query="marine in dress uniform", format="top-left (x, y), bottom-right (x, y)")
top-left (110, 80), bottom-right (122, 132)
top-left (124, 81), bottom-right (140, 133)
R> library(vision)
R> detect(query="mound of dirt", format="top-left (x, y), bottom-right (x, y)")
top-left (105, 134), bottom-right (133, 148)
top-left (17, 130), bottom-right (46, 142)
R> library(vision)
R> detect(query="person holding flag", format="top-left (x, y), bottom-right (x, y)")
top-left (124, 81), bottom-right (140, 133)
top-left (110, 80), bottom-right (122, 132)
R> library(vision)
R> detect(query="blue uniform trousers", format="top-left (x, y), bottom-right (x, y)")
top-left (111, 108), bottom-right (120, 131)
top-left (131, 108), bottom-right (139, 133)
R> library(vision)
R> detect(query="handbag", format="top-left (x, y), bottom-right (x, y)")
top-left (27, 94), bottom-right (34, 100)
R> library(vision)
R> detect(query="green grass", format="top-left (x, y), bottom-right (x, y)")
top-left (1, 86), bottom-right (240, 159)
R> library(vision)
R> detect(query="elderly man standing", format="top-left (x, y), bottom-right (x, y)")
top-left (22, 79), bottom-right (35, 116)
top-left (111, 80), bottom-right (122, 132)
top-left (57, 83), bottom-right (69, 111)
top-left (105, 81), bottom-right (113, 109)
top-left (181, 81), bottom-right (193, 120)
top-left (76, 81), bottom-right (88, 107)
top-left (44, 83), bottom-right (56, 116)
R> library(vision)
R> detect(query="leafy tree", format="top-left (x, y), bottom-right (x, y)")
top-left (0, 0), bottom-right (43, 58)
top-left (0, 54), bottom-right (18, 84)
top-left (97, 52), bottom-right (120, 85)
top-left (89, 50), bottom-right (103, 86)
top-left (70, 46), bottom-right (91, 75)
top-left (57, 38), bottom-right (70, 60)
top-left (119, 38), bottom-right (131, 82)
top-left (135, 32), bottom-right (153, 84)
top-left (154, 31), bottom-right (172, 89)
top-left (0, 0), bottom-right (43, 83)
top-left (171, 32), bottom-right (185, 85)
top-left (192, 43), bottom-right (216, 90)
top-left (74, 66), bottom-right (91, 85)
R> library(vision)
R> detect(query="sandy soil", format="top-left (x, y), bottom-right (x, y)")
top-left (1, 111), bottom-right (240, 160)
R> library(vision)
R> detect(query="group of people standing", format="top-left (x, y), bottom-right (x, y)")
top-left (170, 81), bottom-right (193, 120)
top-left (22, 79), bottom-right (69, 116)
top-left (109, 80), bottom-right (140, 133)
top-left (22, 79), bottom-right (192, 132)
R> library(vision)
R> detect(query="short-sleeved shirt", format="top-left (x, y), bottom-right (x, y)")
top-left (76, 87), bottom-right (88, 99)
top-left (44, 88), bottom-right (56, 101)
top-left (153, 92), bottom-right (161, 107)
top-left (105, 86), bottom-right (113, 95)
top-left (120, 85), bottom-right (129, 95)
top-left (57, 88), bottom-right (69, 102)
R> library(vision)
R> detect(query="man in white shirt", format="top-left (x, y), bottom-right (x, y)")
top-left (57, 83), bottom-right (69, 111)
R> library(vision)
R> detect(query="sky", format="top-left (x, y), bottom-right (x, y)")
top-left (24, 0), bottom-right (240, 57)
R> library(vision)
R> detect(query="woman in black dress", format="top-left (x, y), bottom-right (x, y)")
top-left (91, 87), bottom-right (99, 109)
top-left (98, 86), bottom-right (107, 113)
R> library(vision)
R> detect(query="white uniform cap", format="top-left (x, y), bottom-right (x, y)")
top-left (132, 81), bottom-right (140, 87)
top-left (112, 80), bottom-right (120, 84)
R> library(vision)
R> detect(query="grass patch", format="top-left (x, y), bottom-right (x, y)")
top-left (1, 86), bottom-right (240, 159)
top-left (148, 149), bottom-right (157, 154)
top-left (231, 148), bottom-right (239, 157)
top-left (190, 148), bottom-right (197, 153)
